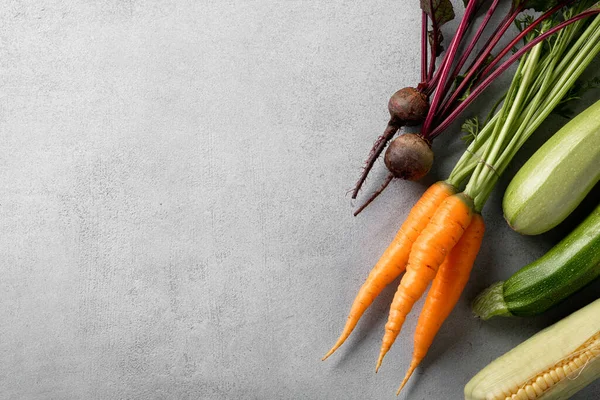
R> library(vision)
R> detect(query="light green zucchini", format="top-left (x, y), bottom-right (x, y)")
top-left (465, 298), bottom-right (600, 400)
top-left (472, 203), bottom-right (600, 319)
top-left (503, 99), bottom-right (600, 235)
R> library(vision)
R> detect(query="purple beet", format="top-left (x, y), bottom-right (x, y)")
top-left (352, 87), bottom-right (429, 199)
top-left (384, 133), bottom-right (433, 181)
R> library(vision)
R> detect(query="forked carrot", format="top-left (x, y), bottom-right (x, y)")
top-left (397, 213), bottom-right (485, 395)
top-left (375, 193), bottom-right (473, 372)
top-left (322, 181), bottom-right (456, 360)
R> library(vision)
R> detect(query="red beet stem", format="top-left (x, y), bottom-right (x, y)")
top-left (427, 28), bottom-right (439, 81)
top-left (439, 1), bottom-right (571, 118)
top-left (428, 8), bottom-right (600, 140)
top-left (477, 1), bottom-right (574, 84)
top-left (437, 5), bottom-right (523, 118)
top-left (462, 6), bottom-right (520, 78)
top-left (443, 0), bottom-right (501, 97)
top-left (425, 0), bottom-right (444, 82)
top-left (422, 0), bottom-right (480, 137)
top-left (422, 11), bottom-right (428, 83)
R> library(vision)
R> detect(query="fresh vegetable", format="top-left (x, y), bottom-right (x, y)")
top-left (503, 99), bottom-right (600, 235)
top-left (325, 2), bottom-right (600, 395)
top-left (352, 0), bottom-right (581, 214)
top-left (393, 5), bottom-right (600, 390)
top-left (473, 203), bottom-right (600, 319)
top-left (322, 181), bottom-right (456, 360)
top-left (384, 133), bottom-right (433, 182)
top-left (352, 88), bottom-right (431, 198)
top-left (464, 298), bottom-right (600, 400)
top-left (399, 213), bottom-right (485, 395)
top-left (376, 193), bottom-right (474, 371)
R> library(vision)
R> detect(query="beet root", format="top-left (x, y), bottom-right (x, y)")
top-left (388, 87), bottom-right (429, 126)
top-left (351, 123), bottom-right (398, 199)
top-left (351, 87), bottom-right (430, 200)
top-left (384, 133), bottom-right (433, 181)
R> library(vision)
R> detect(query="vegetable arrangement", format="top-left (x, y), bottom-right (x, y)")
top-left (326, 1), bottom-right (600, 397)
top-left (352, 0), bottom-right (599, 215)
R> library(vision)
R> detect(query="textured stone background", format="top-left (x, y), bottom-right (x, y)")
top-left (1, 1), bottom-right (599, 399)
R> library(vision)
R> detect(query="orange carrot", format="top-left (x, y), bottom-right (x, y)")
top-left (322, 181), bottom-right (456, 361)
top-left (375, 193), bottom-right (473, 372)
top-left (397, 213), bottom-right (485, 394)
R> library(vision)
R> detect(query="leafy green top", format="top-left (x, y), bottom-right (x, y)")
top-left (513, 0), bottom-right (560, 12)
top-left (421, 0), bottom-right (455, 26)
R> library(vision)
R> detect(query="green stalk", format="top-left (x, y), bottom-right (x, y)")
top-left (463, 38), bottom-right (543, 205)
top-left (514, 23), bottom-right (600, 152)
top-left (497, 18), bottom-right (600, 175)
top-left (521, 15), bottom-right (577, 108)
top-left (549, 4), bottom-right (596, 80)
top-left (460, 11), bottom-right (600, 212)
top-left (447, 113), bottom-right (500, 187)
top-left (466, 63), bottom-right (523, 192)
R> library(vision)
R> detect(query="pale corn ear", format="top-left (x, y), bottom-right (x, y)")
top-left (497, 332), bottom-right (600, 400)
top-left (465, 299), bottom-right (600, 400)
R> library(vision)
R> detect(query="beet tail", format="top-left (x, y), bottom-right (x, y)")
top-left (352, 122), bottom-right (399, 199)
top-left (353, 173), bottom-right (394, 216)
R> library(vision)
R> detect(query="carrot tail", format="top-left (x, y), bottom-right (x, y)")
top-left (376, 263), bottom-right (436, 372)
top-left (375, 193), bottom-right (474, 371)
top-left (397, 213), bottom-right (485, 394)
top-left (323, 181), bottom-right (456, 361)
top-left (397, 358), bottom-right (421, 395)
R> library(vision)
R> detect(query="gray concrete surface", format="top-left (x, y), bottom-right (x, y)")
top-left (1, 1), bottom-right (599, 399)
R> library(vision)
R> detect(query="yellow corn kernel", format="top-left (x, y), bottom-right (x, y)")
top-left (524, 385), bottom-right (536, 399)
top-left (543, 373), bottom-right (554, 387)
top-left (531, 382), bottom-right (543, 396)
top-left (555, 366), bottom-right (566, 380)
top-left (569, 360), bottom-right (578, 373)
top-left (491, 387), bottom-right (506, 399)
top-left (535, 376), bottom-right (547, 391)
top-left (516, 388), bottom-right (528, 399)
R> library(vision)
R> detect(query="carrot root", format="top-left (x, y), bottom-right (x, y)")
top-left (397, 213), bottom-right (485, 394)
top-left (323, 181), bottom-right (457, 361)
top-left (376, 193), bottom-right (474, 370)
top-left (397, 358), bottom-right (420, 395)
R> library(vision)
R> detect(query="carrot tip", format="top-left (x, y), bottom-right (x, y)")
top-left (396, 380), bottom-right (408, 396)
top-left (397, 363), bottom-right (418, 396)
top-left (375, 350), bottom-right (386, 373)
top-left (322, 347), bottom-right (337, 361)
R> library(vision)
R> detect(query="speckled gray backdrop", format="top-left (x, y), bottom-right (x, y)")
top-left (1, 1), bottom-right (599, 399)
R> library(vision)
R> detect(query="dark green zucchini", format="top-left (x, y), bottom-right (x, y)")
top-left (473, 203), bottom-right (600, 319)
